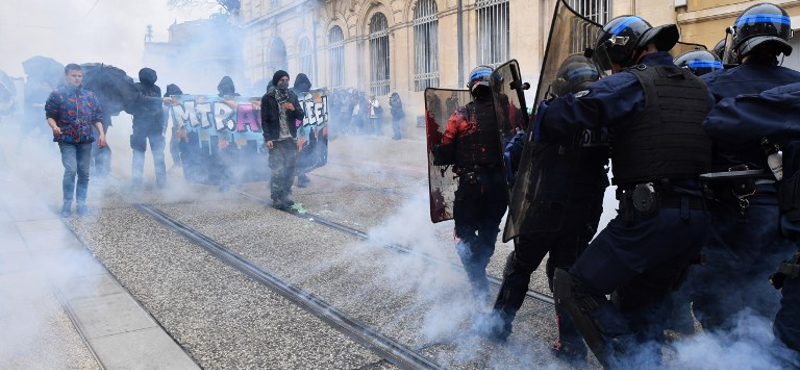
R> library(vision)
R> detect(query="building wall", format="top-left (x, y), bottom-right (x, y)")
top-left (676, 0), bottom-right (800, 58)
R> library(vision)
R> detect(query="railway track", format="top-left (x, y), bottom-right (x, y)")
top-left (135, 202), bottom-right (443, 370)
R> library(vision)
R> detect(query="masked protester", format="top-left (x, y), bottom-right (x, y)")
top-left (432, 65), bottom-right (508, 302)
top-left (389, 92), bottom-right (404, 140)
top-left (538, 16), bottom-right (713, 367)
top-left (487, 55), bottom-right (608, 367)
top-left (291, 73), bottom-right (312, 188)
top-left (686, 3), bottom-right (800, 332)
top-left (261, 70), bottom-right (305, 210)
top-left (45, 64), bottom-right (106, 217)
top-left (130, 67), bottom-right (167, 189)
top-left (217, 76), bottom-right (240, 97)
top-left (163, 84), bottom-right (184, 168)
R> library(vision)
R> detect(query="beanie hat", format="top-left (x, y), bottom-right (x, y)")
top-left (272, 70), bottom-right (289, 87)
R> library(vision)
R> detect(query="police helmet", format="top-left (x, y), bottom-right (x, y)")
top-left (551, 54), bottom-right (601, 96)
top-left (674, 49), bottom-right (723, 76)
top-left (594, 15), bottom-right (679, 70)
top-left (467, 65), bottom-right (493, 95)
top-left (731, 3), bottom-right (793, 60)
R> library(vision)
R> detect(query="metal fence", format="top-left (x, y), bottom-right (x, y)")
top-left (414, 0), bottom-right (439, 91)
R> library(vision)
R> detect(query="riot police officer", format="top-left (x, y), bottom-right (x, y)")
top-left (702, 81), bottom-right (800, 367)
top-left (488, 55), bottom-right (608, 365)
top-left (688, 2), bottom-right (800, 331)
top-left (540, 15), bottom-right (713, 367)
top-left (433, 66), bottom-right (508, 301)
top-left (674, 49), bottom-right (723, 76)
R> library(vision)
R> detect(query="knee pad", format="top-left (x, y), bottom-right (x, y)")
top-left (553, 268), bottom-right (616, 368)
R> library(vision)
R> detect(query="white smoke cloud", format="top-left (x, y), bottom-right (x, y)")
top-left (0, 0), bottom-right (218, 77)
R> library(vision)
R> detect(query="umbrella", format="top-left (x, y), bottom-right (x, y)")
top-left (22, 56), bottom-right (63, 87)
top-left (80, 63), bottom-right (139, 116)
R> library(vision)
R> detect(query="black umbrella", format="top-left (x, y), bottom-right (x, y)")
top-left (22, 56), bottom-right (63, 87)
top-left (80, 63), bottom-right (139, 117)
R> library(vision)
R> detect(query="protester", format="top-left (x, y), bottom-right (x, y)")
top-left (45, 64), bottom-right (105, 217)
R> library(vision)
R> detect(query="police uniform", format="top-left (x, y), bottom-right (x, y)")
top-left (490, 56), bottom-right (609, 362)
top-left (545, 48), bottom-right (713, 367)
top-left (434, 68), bottom-right (508, 299)
top-left (687, 3), bottom-right (800, 330)
top-left (703, 82), bottom-right (800, 363)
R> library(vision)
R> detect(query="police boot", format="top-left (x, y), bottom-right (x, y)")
top-left (553, 269), bottom-right (632, 369)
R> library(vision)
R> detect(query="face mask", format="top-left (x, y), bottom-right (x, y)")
top-left (277, 81), bottom-right (289, 91)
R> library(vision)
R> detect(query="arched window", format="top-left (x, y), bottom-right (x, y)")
top-left (414, 0), bottom-right (439, 91)
top-left (369, 13), bottom-right (390, 96)
top-left (328, 26), bottom-right (344, 88)
top-left (476, 0), bottom-right (509, 67)
top-left (267, 37), bottom-right (287, 76)
top-left (299, 37), bottom-right (313, 78)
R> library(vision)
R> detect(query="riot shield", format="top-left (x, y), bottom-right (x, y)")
top-left (503, 0), bottom-right (603, 241)
top-left (532, 0), bottom-right (602, 109)
top-left (491, 60), bottom-right (529, 141)
top-left (424, 88), bottom-right (472, 223)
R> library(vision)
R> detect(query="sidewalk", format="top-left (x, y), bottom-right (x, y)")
top-left (0, 172), bottom-right (200, 370)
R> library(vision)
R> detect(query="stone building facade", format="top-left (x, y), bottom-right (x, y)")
top-left (236, 0), bottom-right (800, 111)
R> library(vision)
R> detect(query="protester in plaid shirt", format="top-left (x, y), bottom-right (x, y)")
top-left (45, 63), bottom-right (106, 217)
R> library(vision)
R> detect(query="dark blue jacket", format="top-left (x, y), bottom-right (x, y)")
top-left (539, 51), bottom-right (704, 193)
top-left (705, 82), bottom-right (800, 233)
top-left (539, 52), bottom-right (677, 142)
top-left (701, 56), bottom-right (800, 172)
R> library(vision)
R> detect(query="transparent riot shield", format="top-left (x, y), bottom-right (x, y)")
top-left (503, 0), bottom-right (603, 241)
top-left (424, 88), bottom-right (472, 223)
top-left (491, 60), bottom-right (529, 141)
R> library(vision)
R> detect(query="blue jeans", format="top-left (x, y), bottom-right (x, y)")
top-left (131, 131), bottom-right (167, 186)
top-left (58, 142), bottom-right (93, 204)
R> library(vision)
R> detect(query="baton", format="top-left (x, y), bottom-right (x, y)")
top-left (699, 169), bottom-right (773, 181)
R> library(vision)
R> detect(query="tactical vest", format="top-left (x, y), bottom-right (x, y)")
top-left (576, 128), bottom-right (610, 191)
top-left (455, 98), bottom-right (503, 169)
top-left (611, 65), bottom-right (712, 186)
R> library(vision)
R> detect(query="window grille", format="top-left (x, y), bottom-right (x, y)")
top-left (476, 0), bottom-right (510, 68)
top-left (414, 0), bottom-right (439, 91)
top-left (299, 37), bottom-right (313, 79)
top-left (328, 26), bottom-right (345, 88)
top-left (567, 0), bottom-right (608, 24)
top-left (567, 0), bottom-right (608, 54)
top-left (369, 13), bottom-right (390, 96)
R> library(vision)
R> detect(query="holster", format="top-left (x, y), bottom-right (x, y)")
top-left (729, 164), bottom-right (756, 197)
top-left (771, 252), bottom-right (800, 290)
top-left (618, 182), bottom-right (661, 223)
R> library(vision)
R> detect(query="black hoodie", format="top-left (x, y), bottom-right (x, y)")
top-left (292, 73), bottom-right (312, 94)
top-left (217, 76), bottom-right (239, 97)
top-left (133, 67), bottom-right (163, 129)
